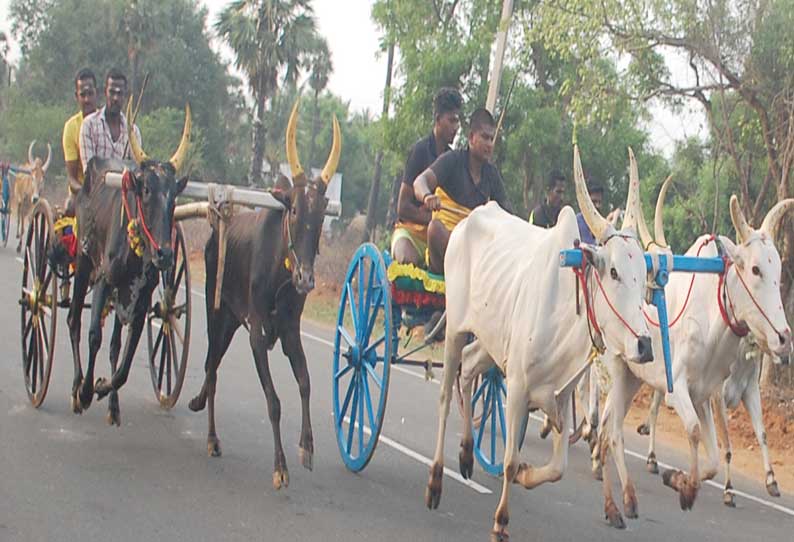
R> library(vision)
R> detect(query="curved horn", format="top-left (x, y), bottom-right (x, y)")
top-left (653, 175), bottom-right (673, 248)
top-left (320, 115), bottom-right (342, 185)
top-left (126, 98), bottom-right (148, 164)
top-left (28, 140), bottom-right (36, 165)
top-left (760, 198), bottom-right (794, 238)
top-left (623, 147), bottom-right (653, 246)
top-left (285, 99), bottom-right (306, 186)
top-left (169, 103), bottom-right (192, 173)
top-left (574, 145), bottom-right (609, 242)
top-left (42, 143), bottom-right (52, 172)
top-left (730, 195), bottom-right (754, 244)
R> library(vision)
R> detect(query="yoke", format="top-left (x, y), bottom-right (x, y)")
top-left (559, 248), bottom-right (726, 393)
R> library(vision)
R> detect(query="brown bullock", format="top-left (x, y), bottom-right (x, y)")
top-left (188, 100), bottom-right (341, 489)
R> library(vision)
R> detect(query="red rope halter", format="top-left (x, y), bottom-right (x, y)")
top-left (122, 169), bottom-right (161, 254)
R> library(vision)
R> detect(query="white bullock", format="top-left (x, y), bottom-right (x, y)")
top-left (425, 147), bottom-right (653, 541)
top-left (598, 159), bottom-right (792, 527)
top-left (13, 140), bottom-right (51, 252)
top-left (638, 323), bottom-right (790, 504)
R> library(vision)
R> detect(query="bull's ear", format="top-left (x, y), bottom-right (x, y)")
top-left (721, 238), bottom-right (744, 270)
top-left (271, 186), bottom-right (292, 209)
top-left (581, 245), bottom-right (604, 273)
top-left (176, 175), bottom-right (188, 195)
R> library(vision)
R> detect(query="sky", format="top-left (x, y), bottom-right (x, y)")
top-left (0, 0), bottom-right (705, 157)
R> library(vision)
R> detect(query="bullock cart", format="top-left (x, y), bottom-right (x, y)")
top-left (331, 236), bottom-right (731, 476)
top-left (17, 172), bottom-right (340, 409)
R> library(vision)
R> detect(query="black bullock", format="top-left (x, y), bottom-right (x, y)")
top-left (188, 100), bottom-right (341, 489)
top-left (68, 103), bottom-right (191, 425)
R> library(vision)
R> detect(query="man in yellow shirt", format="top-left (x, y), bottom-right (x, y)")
top-left (62, 68), bottom-right (97, 211)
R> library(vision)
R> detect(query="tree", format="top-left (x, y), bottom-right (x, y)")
top-left (8, 0), bottom-right (233, 179)
top-left (306, 36), bottom-right (332, 169)
top-left (215, 0), bottom-right (318, 186)
top-left (528, 0), bottom-right (794, 323)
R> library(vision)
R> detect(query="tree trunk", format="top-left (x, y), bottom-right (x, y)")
top-left (385, 171), bottom-right (402, 231)
top-left (309, 88), bottom-right (320, 169)
top-left (363, 43), bottom-right (395, 243)
top-left (248, 89), bottom-right (267, 187)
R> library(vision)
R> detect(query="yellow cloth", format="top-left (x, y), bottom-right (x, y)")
top-left (431, 186), bottom-right (471, 231)
top-left (387, 261), bottom-right (446, 294)
top-left (62, 111), bottom-right (84, 184)
top-left (391, 221), bottom-right (428, 262)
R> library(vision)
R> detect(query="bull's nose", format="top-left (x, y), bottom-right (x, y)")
top-left (778, 329), bottom-right (790, 347)
top-left (32, 195), bottom-right (39, 204)
top-left (637, 335), bottom-right (653, 364)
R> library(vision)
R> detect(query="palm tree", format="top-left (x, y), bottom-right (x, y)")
top-left (215, 0), bottom-right (317, 186)
top-left (306, 36), bottom-right (332, 168)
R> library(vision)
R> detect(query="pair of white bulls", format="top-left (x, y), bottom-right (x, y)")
top-left (426, 146), bottom-right (792, 541)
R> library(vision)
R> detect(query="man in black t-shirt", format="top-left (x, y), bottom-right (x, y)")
top-left (529, 170), bottom-right (566, 228)
top-left (413, 108), bottom-right (513, 274)
top-left (391, 88), bottom-right (462, 267)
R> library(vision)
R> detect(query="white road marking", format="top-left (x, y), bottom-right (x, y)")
top-left (301, 330), bottom-right (794, 517)
top-left (342, 416), bottom-right (491, 495)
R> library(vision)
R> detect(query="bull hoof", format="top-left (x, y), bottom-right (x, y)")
top-left (623, 488), bottom-right (639, 519)
top-left (662, 468), bottom-right (680, 489)
top-left (539, 418), bottom-right (552, 439)
top-left (723, 490), bottom-right (736, 507)
top-left (106, 407), bottom-right (121, 427)
top-left (605, 499), bottom-right (626, 529)
top-left (425, 463), bottom-right (443, 510)
top-left (459, 439), bottom-right (474, 480)
top-left (646, 453), bottom-right (659, 474)
top-left (71, 393), bottom-right (83, 414)
top-left (490, 528), bottom-right (509, 542)
top-left (767, 480), bottom-right (781, 498)
top-left (188, 393), bottom-right (206, 412)
top-left (636, 423), bottom-right (650, 436)
top-left (591, 459), bottom-right (603, 481)
top-left (299, 447), bottom-right (313, 472)
top-left (94, 377), bottom-right (112, 401)
top-left (79, 381), bottom-right (94, 410)
top-left (272, 468), bottom-right (289, 490)
top-left (207, 435), bottom-right (222, 457)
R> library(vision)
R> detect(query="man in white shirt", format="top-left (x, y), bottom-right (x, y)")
top-left (79, 68), bottom-right (141, 171)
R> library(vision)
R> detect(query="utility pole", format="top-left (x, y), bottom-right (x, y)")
top-left (485, 0), bottom-right (514, 114)
top-left (363, 42), bottom-right (395, 243)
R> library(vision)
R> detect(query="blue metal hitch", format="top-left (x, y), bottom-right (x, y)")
top-left (559, 249), bottom-right (726, 393)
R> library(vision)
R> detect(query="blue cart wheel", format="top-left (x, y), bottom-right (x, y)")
top-left (332, 243), bottom-right (393, 472)
top-left (472, 366), bottom-right (528, 476)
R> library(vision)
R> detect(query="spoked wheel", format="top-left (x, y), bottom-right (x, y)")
top-left (332, 243), bottom-right (393, 472)
top-left (146, 223), bottom-right (191, 408)
top-left (19, 201), bottom-right (58, 407)
top-left (472, 366), bottom-right (528, 477)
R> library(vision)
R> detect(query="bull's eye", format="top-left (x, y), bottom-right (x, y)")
top-left (752, 265), bottom-right (761, 276)
top-left (610, 267), bottom-right (619, 280)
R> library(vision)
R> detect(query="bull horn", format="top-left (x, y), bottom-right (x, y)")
top-left (574, 145), bottom-right (609, 242)
top-left (623, 147), bottom-right (653, 246)
top-left (730, 195), bottom-right (754, 244)
top-left (286, 99), bottom-right (306, 186)
top-left (126, 98), bottom-right (148, 164)
top-left (320, 115), bottom-right (342, 185)
top-left (28, 140), bottom-right (36, 165)
top-left (169, 103), bottom-right (192, 173)
top-left (42, 143), bottom-right (52, 172)
top-left (653, 175), bottom-right (673, 248)
top-left (760, 198), bottom-right (794, 238)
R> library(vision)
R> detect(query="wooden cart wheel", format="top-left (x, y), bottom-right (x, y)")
top-left (19, 200), bottom-right (58, 407)
top-left (146, 223), bottom-right (191, 408)
top-left (332, 243), bottom-right (393, 472)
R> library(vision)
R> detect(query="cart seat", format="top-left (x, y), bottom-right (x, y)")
top-left (386, 260), bottom-right (444, 309)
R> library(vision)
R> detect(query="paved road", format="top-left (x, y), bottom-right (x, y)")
top-left (0, 246), bottom-right (791, 541)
